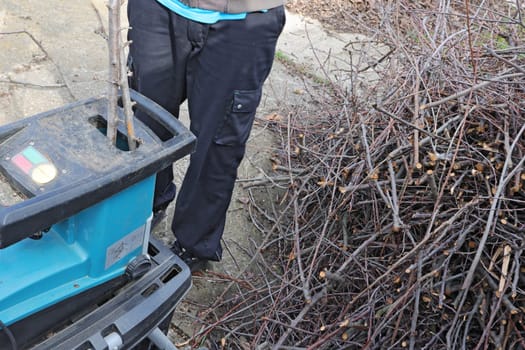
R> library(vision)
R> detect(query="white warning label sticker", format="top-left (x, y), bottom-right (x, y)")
top-left (105, 225), bottom-right (145, 269)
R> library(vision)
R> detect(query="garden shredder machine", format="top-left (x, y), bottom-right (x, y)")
top-left (0, 89), bottom-right (196, 349)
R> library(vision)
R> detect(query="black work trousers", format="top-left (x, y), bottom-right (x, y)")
top-left (127, 0), bottom-right (285, 260)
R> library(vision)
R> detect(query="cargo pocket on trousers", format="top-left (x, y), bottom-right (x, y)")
top-left (214, 89), bottom-right (262, 146)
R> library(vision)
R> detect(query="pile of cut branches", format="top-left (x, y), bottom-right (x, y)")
top-left (188, 1), bottom-right (525, 349)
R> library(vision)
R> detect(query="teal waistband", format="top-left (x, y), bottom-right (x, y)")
top-left (156, 0), bottom-right (247, 24)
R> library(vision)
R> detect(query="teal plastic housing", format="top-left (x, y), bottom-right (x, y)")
top-left (0, 91), bottom-right (196, 327)
top-left (0, 175), bottom-right (154, 325)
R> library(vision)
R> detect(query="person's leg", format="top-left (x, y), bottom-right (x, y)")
top-left (127, 0), bottom-right (191, 211)
top-left (172, 6), bottom-right (286, 261)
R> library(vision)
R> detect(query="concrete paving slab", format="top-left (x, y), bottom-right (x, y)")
top-left (277, 12), bottom-right (390, 92)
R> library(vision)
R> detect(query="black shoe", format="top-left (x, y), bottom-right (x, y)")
top-left (171, 242), bottom-right (209, 273)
